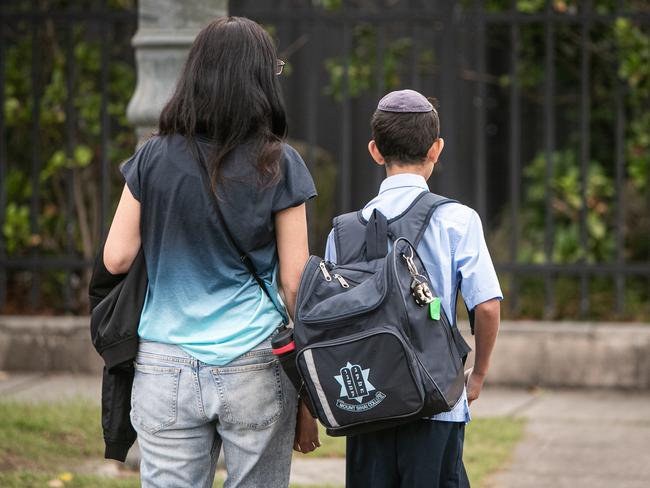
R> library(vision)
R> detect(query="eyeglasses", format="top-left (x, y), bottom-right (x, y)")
top-left (276, 60), bottom-right (285, 76)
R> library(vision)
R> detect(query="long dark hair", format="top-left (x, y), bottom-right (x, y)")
top-left (158, 16), bottom-right (287, 189)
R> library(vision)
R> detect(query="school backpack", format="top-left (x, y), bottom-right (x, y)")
top-left (290, 192), bottom-right (472, 437)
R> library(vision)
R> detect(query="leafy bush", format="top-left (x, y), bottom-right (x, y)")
top-left (324, 24), bottom-right (415, 101)
top-left (519, 149), bottom-right (614, 265)
top-left (2, 1), bottom-right (137, 312)
top-left (485, 2), bottom-right (650, 318)
top-left (615, 17), bottom-right (650, 191)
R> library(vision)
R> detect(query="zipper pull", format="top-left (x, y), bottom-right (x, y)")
top-left (334, 274), bottom-right (350, 288)
top-left (319, 261), bottom-right (332, 281)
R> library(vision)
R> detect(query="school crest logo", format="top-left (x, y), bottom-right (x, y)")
top-left (334, 362), bottom-right (386, 412)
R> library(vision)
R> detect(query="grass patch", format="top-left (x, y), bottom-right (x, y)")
top-left (0, 399), bottom-right (103, 471)
top-left (464, 417), bottom-right (526, 487)
top-left (1, 399), bottom-right (524, 488)
top-left (0, 472), bottom-right (337, 488)
top-left (0, 471), bottom-right (140, 488)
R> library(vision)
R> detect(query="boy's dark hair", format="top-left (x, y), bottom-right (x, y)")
top-left (371, 101), bottom-right (440, 166)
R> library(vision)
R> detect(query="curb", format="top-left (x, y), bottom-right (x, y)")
top-left (1, 316), bottom-right (649, 389)
top-left (0, 316), bottom-right (102, 373)
top-left (460, 321), bottom-right (650, 390)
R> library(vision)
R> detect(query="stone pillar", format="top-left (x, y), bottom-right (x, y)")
top-left (126, 0), bottom-right (228, 141)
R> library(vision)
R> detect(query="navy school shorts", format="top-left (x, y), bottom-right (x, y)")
top-left (346, 419), bottom-right (470, 488)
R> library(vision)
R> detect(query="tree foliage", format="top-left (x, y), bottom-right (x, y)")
top-left (318, 0), bottom-right (650, 318)
top-left (2, 1), bottom-right (136, 312)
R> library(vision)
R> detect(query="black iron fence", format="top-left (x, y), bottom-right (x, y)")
top-left (0, 0), bottom-right (137, 313)
top-left (1, 0), bottom-right (649, 320)
top-left (234, 0), bottom-right (650, 320)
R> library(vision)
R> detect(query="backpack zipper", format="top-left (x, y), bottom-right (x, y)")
top-left (333, 274), bottom-right (350, 288)
top-left (319, 261), bottom-right (332, 281)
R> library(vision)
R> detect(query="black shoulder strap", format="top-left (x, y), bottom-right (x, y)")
top-left (413, 193), bottom-right (476, 333)
top-left (332, 192), bottom-right (458, 264)
top-left (191, 141), bottom-right (286, 322)
top-left (411, 193), bottom-right (457, 248)
top-left (382, 192), bottom-right (457, 249)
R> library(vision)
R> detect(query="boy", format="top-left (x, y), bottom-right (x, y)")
top-left (324, 89), bottom-right (502, 488)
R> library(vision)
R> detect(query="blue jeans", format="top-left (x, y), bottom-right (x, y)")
top-left (130, 339), bottom-right (298, 488)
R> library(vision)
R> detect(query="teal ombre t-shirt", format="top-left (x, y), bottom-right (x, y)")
top-left (120, 135), bottom-right (316, 366)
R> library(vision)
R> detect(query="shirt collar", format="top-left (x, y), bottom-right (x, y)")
top-left (378, 173), bottom-right (429, 194)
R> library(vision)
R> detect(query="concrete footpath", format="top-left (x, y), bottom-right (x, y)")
top-left (2, 373), bottom-right (650, 487)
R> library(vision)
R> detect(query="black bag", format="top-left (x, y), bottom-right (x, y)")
top-left (291, 192), bottom-right (471, 436)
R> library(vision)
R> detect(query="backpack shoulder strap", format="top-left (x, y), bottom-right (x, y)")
top-left (412, 193), bottom-right (458, 247)
top-left (387, 192), bottom-right (458, 247)
top-left (332, 192), bottom-right (458, 264)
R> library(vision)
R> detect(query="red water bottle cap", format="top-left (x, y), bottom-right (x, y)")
top-left (272, 340), bottom-right (295, 355)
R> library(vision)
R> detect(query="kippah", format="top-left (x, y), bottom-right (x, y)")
top-left (377, 89), bottom-right (433, 113)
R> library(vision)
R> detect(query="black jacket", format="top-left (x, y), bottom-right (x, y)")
top-left (89, 247), bottom-right (147, 461)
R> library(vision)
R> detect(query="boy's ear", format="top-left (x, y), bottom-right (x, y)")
top-left (368, 140), bottom-right (386, 166)
top-left (427, 137), bottom-right (445, 164)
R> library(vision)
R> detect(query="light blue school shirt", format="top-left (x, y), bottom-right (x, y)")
top-left (325, 173), bottom-right (503, 422)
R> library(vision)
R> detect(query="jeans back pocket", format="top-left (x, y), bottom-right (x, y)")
top-left (131, 363), bottom-right (181, 435)
top-left (211, 357), bottom-right (283, 430)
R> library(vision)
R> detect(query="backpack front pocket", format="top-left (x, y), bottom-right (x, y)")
top-left (296, 327), bottom-right (424, 430)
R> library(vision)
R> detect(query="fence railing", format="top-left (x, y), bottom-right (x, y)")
top-left (1, 0), bottom-right (649, 320)
top-left (234, 0), bottom-right (650, 320)
top-left (0, 1), bottom-right (137, 313)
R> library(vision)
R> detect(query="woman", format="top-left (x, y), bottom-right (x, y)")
top-left (103, 16), bottom-right (320, 487)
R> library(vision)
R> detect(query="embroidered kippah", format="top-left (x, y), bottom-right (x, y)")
top-left (377, 89), bottom-right (433, 113)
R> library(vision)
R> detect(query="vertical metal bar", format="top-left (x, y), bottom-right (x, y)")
top-left (437, 0), bottom-right (458, 197)
top-left (543, 2), bottom-right (556, 318)
top-left (509, 4), bottom-right (521, 315)
top-left (375, 23), bottom-right (386, 187)
top-left (614, 86), bottom-right (625, 315)
top-left (340, 21), bottom-right (351, 212)
top-left (30, 4), bottom-right (42, 310)
top-left (410, 22), bottom-right (420, 90)
top-left (0, 15), bottom-right (6, 310)
top-left (306, 17), bottom-right (318, 252)
top-left (376, 25), bottom-right (386, 99)
top-left (100, 14), bottom-right (110, 242)
top-left (579, 1), bottom-right (591, 316)
top-left (64, 20), bottom-right (75, 312)
top-left (474, 2), bottom-right (486, 220)
top-left (614, 0), bottom-right (626, 315)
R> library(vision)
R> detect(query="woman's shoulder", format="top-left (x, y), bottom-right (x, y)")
top-left (136, 133), bottom-right (164, 150)
top-left (274, 142), bottom-right (317, 204)
top-left (280, 142), bottom-right (304, 162)
top-left (141, 133), bottom-right (196, 151)
top-left (147, 133), bottom-right (205, 166)
top-left (279, 142), bottom-right (310, 175)
top-left (129, 134), bottom-right (170, 166)
top-left (127, 134), bottom-right (200, 179)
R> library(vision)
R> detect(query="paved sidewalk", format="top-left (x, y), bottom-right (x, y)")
top-left (2, 373), bottom-right (650, 487)
top-left (481, 388), bottom-right (650, 488)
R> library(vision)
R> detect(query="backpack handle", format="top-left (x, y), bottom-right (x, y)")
top-left (365, 209), bottom-right (389, 260)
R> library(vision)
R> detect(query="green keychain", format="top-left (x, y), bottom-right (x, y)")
top-left (429, 297), bottom-right (441, 321)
